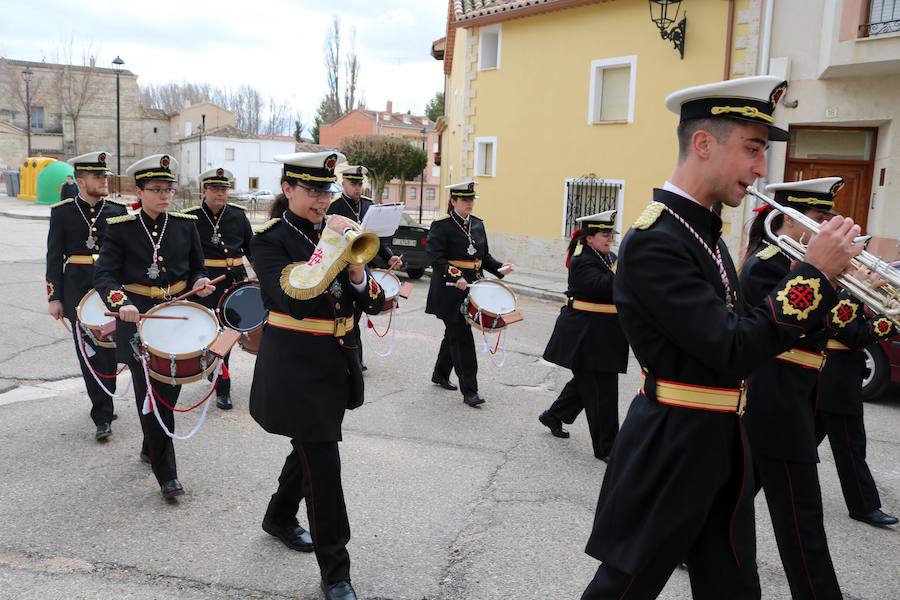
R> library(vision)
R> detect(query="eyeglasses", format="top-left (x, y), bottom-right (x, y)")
top-left (144, 187), bottom-right (176, 195)
top-left (295, 184), bottom-right (334, 199)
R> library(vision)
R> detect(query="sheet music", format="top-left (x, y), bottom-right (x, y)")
top-left (360, 203), bottom-right (405, 237)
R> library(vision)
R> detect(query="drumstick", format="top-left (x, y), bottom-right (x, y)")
top-left (56, 315), bottom-right (71, 333)
top-left (103, 312), bottom-right (188, 320)
top-left (387, 254), bottom-right (404, 273)
top-left (159, 274), bottom-right (227, 307)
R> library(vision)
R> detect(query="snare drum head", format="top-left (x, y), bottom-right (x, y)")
top-left (221, 284), bottom-right (266, 332)
top-left (140, 302), bottom-right (219, 355)
top-left (78, 289), bottom-right (114, 327)
top-left (371, 270), bottom-right (401, 298)
top-left (469, 281), bottom-right (517, 314)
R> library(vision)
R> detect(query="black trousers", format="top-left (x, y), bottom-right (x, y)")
top-left (214, 351), bottom-right (231, 396)
top-left (128, 359), bottom-right (180, 486)
top-left (582, 481), bottom-right (761, 599)
top-left (70, 319), bottom-right (117, 426)
top-left (754, 456), bottom-right (841, 600)
top-left (265, 440), bottom-right (351, 584)
top-left (818, 410), bottom-right (881, 514)
top-left (432, 315), bottom-right (478, 397)
top-left (548, 371), bottom-right (619, 458)
top-left (354, 305), bottom-right (364, 365)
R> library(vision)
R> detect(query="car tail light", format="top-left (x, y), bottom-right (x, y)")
top-left (421, 238), bottom-right (427, 247)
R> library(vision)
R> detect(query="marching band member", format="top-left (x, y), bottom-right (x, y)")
top-left (540, 211), bottom-right (628, 460)
top-left (740, 177), bottom-right (845, 599)
top-left (425, 181), bottom-right (513, 407)
top-left (580, 77), bottom-right (861, 599)
top-left (819, 287), bottom-right (898, 527)
top-left (46, 151), bottom-right (128, 440)
top-left (184, 168), bottom-right (253, 410)
top-left (94, 154), bottom-right (214, 500)
top-left (327, 165), bottom-right (402, 371)
top-left (250, 152), bottom-right (384, 600)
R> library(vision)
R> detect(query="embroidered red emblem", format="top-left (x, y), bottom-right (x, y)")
top-left (830, 299), bottom-right (858, 329)
top-left (107, 290), bottom-right (126, 308)
top-left (46, 282), bottom-right (54, 298)
top-left (307, 248), bottom-right (325, 266)
top-left (325, 154), bottom-right (337, 170)
top-left (368, 277), bottom-right (380, 300)
top-left (216, 168), bottom-right (224, 177)
top-left (873, 318), bottom-right (894, 337)
top-left (448, 266), bottom-right (461, 278)
top-left (98, 153), bottom-right (106, 164)
top-left (161, 156), bottom-right (170, 168)
top-left (776, 275), bottom-right (822, 320)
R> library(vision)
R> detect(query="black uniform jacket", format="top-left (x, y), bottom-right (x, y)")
top-left (183, 202), bottom-right (254, 308)
top-left (94, 210), bottom-right (208, 363)
top-left (586, 189), bottom-right (837, 574)
top-left (741, 242), bottom-right (829, 463)
top-left (543, 248), bottom-right (628, 372)
top-left (327, 194), bottom-right (393, 264)
top-left (425, 212), bottom-right (504, 320)
top-left (819, 290), bottom-right (898, 416)
top-left (45, 196), bottom-right (129, 320)
top-left (248, 212), bottom-right (385, 442)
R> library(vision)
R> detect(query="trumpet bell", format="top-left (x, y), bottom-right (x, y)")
top-left (345, 229), bottom-right (380, 265)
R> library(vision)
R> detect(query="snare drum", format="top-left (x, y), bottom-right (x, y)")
top-left (465, 280), bottom-right (520, 332)
top-left (76, 289), bottom-right (116, 348)
top-left (370, 269), bottom-right (401, 315)
top-left (217, 279), bottom-right (267, 354)
top-left (139, 301), bottom-right (220, 384)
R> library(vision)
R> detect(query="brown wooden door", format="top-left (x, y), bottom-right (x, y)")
top-left (783, 161), bottom-right (871, 233)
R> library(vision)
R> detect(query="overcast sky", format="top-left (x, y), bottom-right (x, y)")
top-left (2, 0), bottom-right (447, 128)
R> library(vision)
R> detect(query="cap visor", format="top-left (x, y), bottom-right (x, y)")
top-left (768, 125), bottom-right (790, 142)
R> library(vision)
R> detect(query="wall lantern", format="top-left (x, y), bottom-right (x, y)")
top-left (649, 0), bottom-right (686, 59)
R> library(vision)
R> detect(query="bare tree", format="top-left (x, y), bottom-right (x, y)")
top-left (262, 97), bottom-right (292, 136)
top-left (324, 16), bottom-right (343, 120)
top-left (0, 57), bottom-right (48, 131)
top-left (53, 36), bottom-right (100, 154)
top-left (343, 28), bottom-right (360, 113)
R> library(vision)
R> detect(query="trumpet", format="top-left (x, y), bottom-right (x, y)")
top-left (280, 219), bottom-right (381, 300)
top-left (746, 186), bottom-right (899, 325)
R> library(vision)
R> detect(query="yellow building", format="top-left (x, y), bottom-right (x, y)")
top-left (436, 0), bottom-right (737, 269)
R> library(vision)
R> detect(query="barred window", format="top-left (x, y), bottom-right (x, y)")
top-left (563, 177), bottom-right (622, 238)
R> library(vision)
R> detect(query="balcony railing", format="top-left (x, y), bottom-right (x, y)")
top-left (859, 18), bottom-right (900, 36)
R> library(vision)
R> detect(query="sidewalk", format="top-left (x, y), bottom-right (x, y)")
top-left (0, 193), bottom-right (51, 220)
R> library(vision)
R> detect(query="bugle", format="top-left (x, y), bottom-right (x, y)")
top-left (746, 186), bottom-right (899, 325)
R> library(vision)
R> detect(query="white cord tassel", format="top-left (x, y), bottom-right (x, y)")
top-left (366, 306), bottom-right (399, 358)
top-left (140, 351), bottom-right (219, 441)
top-left (76, 324), bottom-right (133, 399)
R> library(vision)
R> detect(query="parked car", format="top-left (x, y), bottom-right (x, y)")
top-left (862, 332), bottom-right (900, 401)
top-left (370, 213), bottom-right (429, 279)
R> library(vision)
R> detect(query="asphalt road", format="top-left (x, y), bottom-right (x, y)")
top-left (0, 214), bottom-right (897, 599)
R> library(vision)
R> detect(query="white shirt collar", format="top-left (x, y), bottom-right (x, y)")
top-left (663, 180), bottom-right (705, 208)
top-left (453, 209), bottom-right (469, 224)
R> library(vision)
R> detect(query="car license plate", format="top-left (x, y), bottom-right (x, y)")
top-left (392, 238), bottom-right (417, 246)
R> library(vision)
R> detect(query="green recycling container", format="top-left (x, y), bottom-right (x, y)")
top-left (35, 160), bottom-right (74, 205)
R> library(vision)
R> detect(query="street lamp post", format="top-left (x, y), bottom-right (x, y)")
top-left (21, 67), bottom-right (34, 157)
top-left (199, 113), bottom-right (206, 195)
top-left (419, 126), bottom-right (427, 222)
top-left (112, 56), bottom-right (124, 175)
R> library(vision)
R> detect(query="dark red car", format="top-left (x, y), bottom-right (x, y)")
top-left (862, 333), bottom-right (900, 401)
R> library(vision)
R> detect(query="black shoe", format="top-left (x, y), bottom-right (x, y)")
top-left (95, 422), bottom-right (112, 440)
top-left (463, 393), bottom-right (485, 407)
top-left (596, 455), bottom-right (609, 463)
top-left (321, 580), bottom-right (357, 600)
top-left (262, 518), bottom-right (314, 552)
top-left (538, 411), bottom-right (569, 438)
top-left (360, 361), bottom-right (368, 372)
top-left (111, 413), bottom-right (118, 421)
top-left (160, 479), bottom-right (184, 500)
top-left (431, 375), bottom-right (458, 391)
top-left (140, 450), bottom-right (151, 464)
top-left (850, 509), bottom-right (899, 526)
top-left (216, 393), bottom-right (233, 410)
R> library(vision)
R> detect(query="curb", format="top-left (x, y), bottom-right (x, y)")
top-left (421, 269), bottom-right (565, 304)
top-left (0, 209), bottom-right (50, 221)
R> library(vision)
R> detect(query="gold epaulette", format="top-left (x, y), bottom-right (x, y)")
top-left (756, 245), bottom-right (780, 260)
top-left (361, 195), bottom-right (373, 202)
top-left (49, 198), bottom-right (74, 209)
top-left (169, 212), bottom-right (198, 220)
top-left (573, 242), bottom-right (584, 257)
top-left (633, 201), bottom-right (665, 230)
top-left (227, 202), bottom-right (247, 210)
top-left (106, 214), bottom-right (136, 225)
top-left (254, 218), bottom-right (281, 233)
top-left (432, 213), bottom-right (449, 221)
top-left (106, 198), bottom-right (131, 207)
top-left (181, 205), bottom-right (202, 213)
